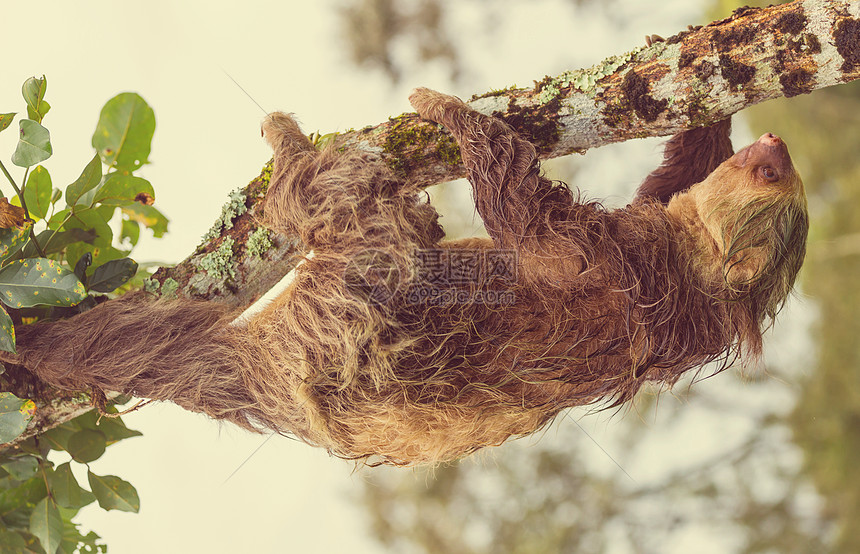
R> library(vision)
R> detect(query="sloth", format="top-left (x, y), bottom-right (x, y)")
top-left (7, 88), bottom-right (808, 466)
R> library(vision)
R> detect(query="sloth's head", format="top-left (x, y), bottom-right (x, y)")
top-left (670, 132), bottom-right (808, 321)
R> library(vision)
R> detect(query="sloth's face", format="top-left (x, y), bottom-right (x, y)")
top-left (674, 133), bottom-right (808, 300)
top-left (697, 132), bottom-right (805, 210)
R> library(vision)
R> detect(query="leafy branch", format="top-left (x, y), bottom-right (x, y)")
top-left (0, 76), bottom-right (169, 553)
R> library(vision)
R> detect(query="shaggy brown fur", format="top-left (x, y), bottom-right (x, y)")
top-left (5, 89), bottom-right (808, 465)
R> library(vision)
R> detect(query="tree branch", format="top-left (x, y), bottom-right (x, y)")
top-left (5, 0), bottom-right (858, 447)
top-left (151, 0), bottom-right (860, 306)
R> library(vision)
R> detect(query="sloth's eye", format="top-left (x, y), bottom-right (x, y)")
top-left (760, 166), bottom-right (778, 182)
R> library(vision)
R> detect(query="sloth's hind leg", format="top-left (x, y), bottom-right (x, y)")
top-left (262, 111), bottom-right (442, 251)
top-left (261, 112), bottom-right (316, 157)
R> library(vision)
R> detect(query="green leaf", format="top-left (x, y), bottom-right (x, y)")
top-left (63, 208), bottom-right (112, 247)
top-left (0, 220), bottom-right (33, 262)
top-left (47, 208), bottom-right (69, 231)
top-left (0, 392), bottom-right (35, 443)
top-left (0, 456), bottom-right (37, 481)
top-left (0, 258), bottom-right (87, 309)
top-left (66, 429), bottom-right (106, 463)
top-left (73, 252), bottom-right (92, 284)
top-left (0, 530), bottom-right (28, 553)
top-left (12, 435), bottom-right (44, 457)
top-left (121, 204), bottom-right (168, 237)
top-left (30, 497), bottom-right (62, 554)
top-left (64, 154), bottom-right (102, 208)
top-left (36, 100), bottom-right (50, 120)
top-left (97, 417), bottom-right (142, 444)
top-left (1, 508), bottom-right (32, 531)
top-left (65, 244), bottom-right (126, 273)
top-left (121, 219), bottom-right (140, 247)
top-left (51, 463), bottom-right (95, 510)
top-left (96, 203), bottom-right (116, 222)
top-left (87, 471), bottom-right (139, 512)
top-left (94, 174), bottom-right (154, 206)
top-left (0, 475), bottom-right (47, 514)
top-left (22, 76), bottom-right (50, 123)
top-left (23, 165), bottom-right (52, 220)
top-left (71, 410), bottom-right (142, 445)
top-left (39, 423), bottom-right (77, 452)
top-left (11, 120), bottom-right (52, 168)
top-left (89, 258), bottom-right (137, 293)
top-left (92, 93), bottom-right (155, 171)
top-left (58, 511), bottom-right (102, 553)
top-left (0, 113), bottom-right (15, 133)
top-left (0, 305), bottom-right (13, 354)
top-left (21, 228), bottom-right (98, 258)
top-left (57, 207), bottom-right (117, 268)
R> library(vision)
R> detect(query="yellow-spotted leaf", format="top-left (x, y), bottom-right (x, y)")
top-left (0, 392), bottom-right (35, 443)
top-left (121, 204), bottom-right (168, 238)
top-left (20, 398), bottom-right (34, 418)
top-left (0, 220), bottom-right (32, 262)
top-left (0, 258), bottom-right (87, 309)
top-left (0, 113), bottom-right (15, 133)
top-left (0, 304), bottom-right (14, 353)
top-left (87, 471), bottom-right (140, 512)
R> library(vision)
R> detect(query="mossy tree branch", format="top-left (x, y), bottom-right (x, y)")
top-left (151, 0), bottom-right (859, 306)
top-left (5, 0), bottom-right (859, 447)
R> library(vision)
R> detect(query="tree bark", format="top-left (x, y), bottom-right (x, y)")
top-left (4, 0), bottom-right (859, 448)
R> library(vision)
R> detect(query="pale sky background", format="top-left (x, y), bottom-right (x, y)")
top-left (0, 1), bottom-right (815, 553)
